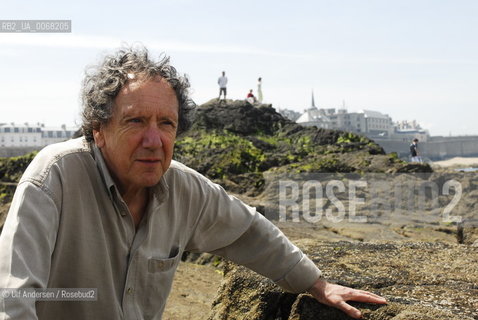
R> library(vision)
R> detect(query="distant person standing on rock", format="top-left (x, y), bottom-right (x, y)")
top-left (218, 71), bottom-right (228, 101)
top-left (410, 138), bottom-right (422, 162)
top-left (257, 77), bottom-right (263, 103)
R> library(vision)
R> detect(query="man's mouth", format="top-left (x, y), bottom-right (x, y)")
top-left (136, 158), bottom-right (161, 163)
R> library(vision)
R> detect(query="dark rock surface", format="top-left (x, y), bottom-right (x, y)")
top-left (208, 240), bottom-right (478, 320)
top-left (194, 99), bottom-right (289, 136)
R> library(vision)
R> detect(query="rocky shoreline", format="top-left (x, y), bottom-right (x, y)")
top-left (1, 100), bottom-right (477, 319)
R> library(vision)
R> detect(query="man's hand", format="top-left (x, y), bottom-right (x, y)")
top-left (308, 279), bottom-right (387, 319)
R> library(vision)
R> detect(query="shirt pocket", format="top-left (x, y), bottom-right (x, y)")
top-left (147, 246), bottom-right (181, 273)
top-left (142, 247), bottom-right (182, 317)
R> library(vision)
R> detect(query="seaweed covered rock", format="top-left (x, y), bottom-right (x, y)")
top-left (174, 100), bottom-right (426, 196)
top-left (0, 151), bottom-right (37, 202)
top-left (208, 240), bottom-right (478, 319)
top-left (0, 152), bottom-right (38, 227)
top-left (0, 152), bottom-right (38, 232)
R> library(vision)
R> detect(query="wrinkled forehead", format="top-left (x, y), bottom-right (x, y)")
top-left (113, 76), bottom-right (178, 115)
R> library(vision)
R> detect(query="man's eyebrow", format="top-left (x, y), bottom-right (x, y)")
top-left (158, 115), bottom-right (178, 124)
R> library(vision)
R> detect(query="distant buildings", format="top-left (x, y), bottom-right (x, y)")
top-left (295, 107), bottom-right (332, 129)
top-left (279, 94), bottom-right (428, 142)
top-left (0, 123), bottom-right (78, 148)
top-left (391, 120), bottom-right (429, 142)
top-left (277, 108), bottom-right (301, 122)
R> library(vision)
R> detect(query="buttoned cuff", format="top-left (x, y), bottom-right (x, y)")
top-left (275, 254), bottom-right (322, 293)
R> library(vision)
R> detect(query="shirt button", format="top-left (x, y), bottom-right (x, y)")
top-left (127, 287), bottom-right (134, 294)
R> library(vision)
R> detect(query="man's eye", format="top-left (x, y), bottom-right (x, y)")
top-left (161, 120), bottom-right (176, 128)
top-left (128, 118), bottom-right (142, 123)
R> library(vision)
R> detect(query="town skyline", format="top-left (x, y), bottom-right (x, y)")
top-left (0, 85), bottom-right (473, 138)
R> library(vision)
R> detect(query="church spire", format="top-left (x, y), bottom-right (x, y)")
top-left (311, 90), bottom-right (316, 108)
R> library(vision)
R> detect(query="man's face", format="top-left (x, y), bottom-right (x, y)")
top-left (93, 77), bottom-right (179, 193)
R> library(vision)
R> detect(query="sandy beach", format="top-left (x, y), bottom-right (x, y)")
top-left (432, 157), bottom-right (478, 168)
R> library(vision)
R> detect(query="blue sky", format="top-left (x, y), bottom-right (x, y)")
top-left (0, 0), bottom-right (477, 136)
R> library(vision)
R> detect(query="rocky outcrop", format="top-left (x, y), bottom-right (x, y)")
top-left (174, 100), bottom-right (431, 197)
top-left (194, 99), bottom-right (289, 136)
top-left (208, 240), bottom-right (477, 320)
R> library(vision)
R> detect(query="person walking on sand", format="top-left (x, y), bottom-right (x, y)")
top-left (410, 138), bottom-right (422, 163)
top-left (218, 71), bottom-right (228, 101)
top-left (257, 77), bottom-right (263, 103)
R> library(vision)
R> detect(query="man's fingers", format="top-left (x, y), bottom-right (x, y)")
top-left (345, 290), bottom-right (388, 304)
top-left (308, 280), bottom-right (387, 319)
top-left (337, 301), bottom-right (362, 319)
top-left (336, 290), bottom-right (387, 319)
top-left (356, 289), bottom-right (384, 298)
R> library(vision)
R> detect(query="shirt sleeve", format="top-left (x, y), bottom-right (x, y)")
top-left (0, 182), bottom-right (60, 320)
top-left (184, 175), bottom-right (321, 293)
top-left (210, 212), bottom-right (322, 293)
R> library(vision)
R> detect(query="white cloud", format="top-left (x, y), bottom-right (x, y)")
top-left (0, 33), bottom-right (311, 58)
top-left (2, 34), bottom-right (475, 65)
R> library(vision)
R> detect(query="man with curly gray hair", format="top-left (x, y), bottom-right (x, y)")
top-left (0, 46), bottom-right (386, 320)
top-left (81, 46), bottom-right (196, 142)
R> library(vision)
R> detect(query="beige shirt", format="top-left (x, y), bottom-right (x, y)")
top-left (0, 137), bottom-right (321, 320)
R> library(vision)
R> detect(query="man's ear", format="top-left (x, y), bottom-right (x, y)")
top-left (93, 128), bottom-right (105, 148)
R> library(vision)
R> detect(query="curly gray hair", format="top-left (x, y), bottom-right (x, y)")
top-left (81, 45), bottom-right (196, 142)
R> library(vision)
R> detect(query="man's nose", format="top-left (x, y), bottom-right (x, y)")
top-left (142, 125), bottom-right (163, 149)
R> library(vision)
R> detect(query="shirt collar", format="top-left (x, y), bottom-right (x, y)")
top-left (91, 142), bottom-right (117, 201)
top-left (91, 142), bottom-right (170, 204)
